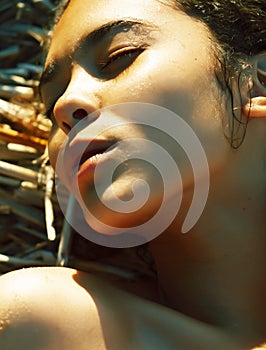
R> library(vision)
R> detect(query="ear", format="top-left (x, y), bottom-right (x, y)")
top-left (242, 52), bottom-right (266, 118)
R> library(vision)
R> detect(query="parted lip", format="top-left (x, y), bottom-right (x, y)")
top-left (67, 137), bottom-right (116, 173)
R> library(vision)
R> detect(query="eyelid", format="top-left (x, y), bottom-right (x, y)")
top-left (108, 47), bottom-right (143, 63)
top-left (108, 44), bottom-right (142, 56)
top-left (99, 45), bottom-right (147, 71)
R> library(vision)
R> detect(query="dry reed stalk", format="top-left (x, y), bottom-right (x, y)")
top-left (44, 165), bottom-right (57, 241)
top-left (0, 126), bottom-right (47, 151)
top-left (0, 187), bottom-right (44, 228)
top-left (0, 85), bottom-right (34, 100)
top-left (0, 99), bottom-right (51, 140)
top-left (0, 253), bottom-right (55, 266)
top-left (0, 160), bottom-right (39, 182)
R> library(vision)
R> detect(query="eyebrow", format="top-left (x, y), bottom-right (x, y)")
top-left (39, 18), bottom-right (157, 97)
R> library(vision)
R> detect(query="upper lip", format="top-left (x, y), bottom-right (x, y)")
top-left (67, 137), bottom-right (116, 173)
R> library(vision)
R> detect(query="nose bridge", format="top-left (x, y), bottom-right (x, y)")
top-left (53, 66), bottom-right (101, 133)
top-left (68, 67), bottom-right (99, 96)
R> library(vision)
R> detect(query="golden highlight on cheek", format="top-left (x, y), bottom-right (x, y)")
top-left (48, 127), bottom-right (66, 169)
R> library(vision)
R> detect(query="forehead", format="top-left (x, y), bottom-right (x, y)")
top-left (47, 0), bottom-right (208, 62)
top-left (57, 0), bottom-right (172, 31)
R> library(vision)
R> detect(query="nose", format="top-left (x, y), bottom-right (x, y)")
top-left (53, 68), bottom-right (101, 134)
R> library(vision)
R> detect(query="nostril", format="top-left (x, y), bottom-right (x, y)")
top-left (73, 108), bottom-right (88, 119)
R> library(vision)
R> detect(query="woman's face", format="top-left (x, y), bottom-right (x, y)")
top-left (43, 0), bottom-right (230, 235)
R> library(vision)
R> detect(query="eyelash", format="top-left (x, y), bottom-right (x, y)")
top-left (99, 46), bottom-right (145, 73)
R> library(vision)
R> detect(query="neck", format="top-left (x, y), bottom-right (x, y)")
top-left (149, 130), bottom-right (266, 346)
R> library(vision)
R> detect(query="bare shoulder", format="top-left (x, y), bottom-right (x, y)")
top-left (0, 267), bottom-right (107, 350)
top-left (0, 267), bottom-right (244, 350)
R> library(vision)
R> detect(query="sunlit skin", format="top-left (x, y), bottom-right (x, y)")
top-left (0, 0), bottom-right (265, 349)
top-left (44, 0), bottom-right (265, 343)
top-left (45, 0), bottom-right (229, 230)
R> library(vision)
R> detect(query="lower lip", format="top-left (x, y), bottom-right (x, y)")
top-left (79, 153), bottom-right (103, 173)
top-left (76, 148), bottom-right (115, 185)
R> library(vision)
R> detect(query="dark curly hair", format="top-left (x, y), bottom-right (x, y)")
top-left (50, 0), bottom-right (266, 147)
top-left (163, 0), bottom-right (266, 147)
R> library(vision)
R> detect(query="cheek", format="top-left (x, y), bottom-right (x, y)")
top-left (48, 126), bottom-right (66, 169)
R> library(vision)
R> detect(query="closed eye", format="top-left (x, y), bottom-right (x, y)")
top-left (98, 47), bottom-right (146, 78)
top-left (42, 49), bottom-right (144, 120)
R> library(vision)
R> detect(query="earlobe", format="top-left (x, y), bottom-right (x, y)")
top-left (242, 52), bottom-right (266, 118)
top-left (243, 96), bottom-right (266, 118)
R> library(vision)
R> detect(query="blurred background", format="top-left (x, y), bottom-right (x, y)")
top-left (0, 0), bottom-right (62, 275)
